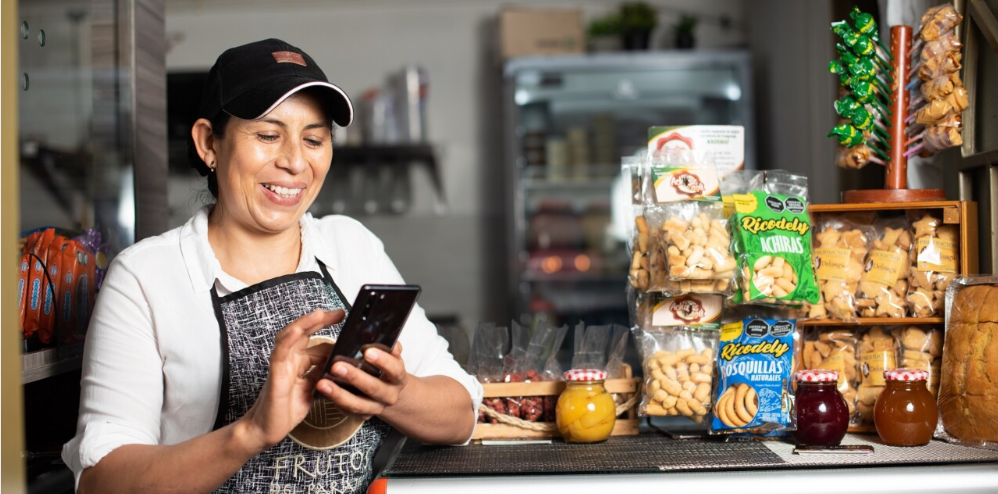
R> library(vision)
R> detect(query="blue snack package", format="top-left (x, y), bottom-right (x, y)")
top-left (711, 317), bottom-right (798, 434)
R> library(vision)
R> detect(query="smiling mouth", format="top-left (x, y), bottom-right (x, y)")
top-left (264, 184), bottom-right (304, 198)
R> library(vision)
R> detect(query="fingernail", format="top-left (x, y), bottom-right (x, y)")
top-left (365, 349), bottom-right (378, 362)
top-left (333, 364), bottom-right (347, 377)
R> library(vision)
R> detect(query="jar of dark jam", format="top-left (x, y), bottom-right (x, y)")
top-left (874, 368), bottom-right (938, 447)
top-left (794, 369), bottom-right (849, 446)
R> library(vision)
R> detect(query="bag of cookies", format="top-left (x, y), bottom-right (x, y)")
top-left (907, 210), bottom-right (960, 317)
top-left (643, 150), bottom-right (737, 289)
top-left (801, 328), bottom-right (859, 417)
top-left (937, 276), bottom-right (998, 448)
top-left (897, 326), bottom-right (943, 397)
top-left (647, 204), bottom-right (737, 283)
top-left (633, 326), bottom-right (719, 424)
top-left (631, 210), bottom-right (735, 295)
top-left (807, 216), bottom-right (872, 321)
top-left (857, 216), bottom-right (911, 318)
top-left (729, 170), bottom-right (820, 306)
top-left (711, 307), bottom-right (799, 434)
top-left (854, 326), bottom-right (899, 425)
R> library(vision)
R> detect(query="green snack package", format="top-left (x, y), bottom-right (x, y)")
top-left (730, 171), bottom-right (820, 306)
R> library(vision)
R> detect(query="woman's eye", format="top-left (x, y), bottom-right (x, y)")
top-left (305, 138), bottom-right (325, 147)
top-left (258, 134), bottom-right (279, 142)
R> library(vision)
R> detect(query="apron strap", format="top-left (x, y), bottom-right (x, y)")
top-left (317, 260), bottom-right (352, 311)
top-left (210, 285), bottom-right (231, 432)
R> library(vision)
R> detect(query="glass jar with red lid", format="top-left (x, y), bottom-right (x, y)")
top-left (793, 369), bottom-right (850, 446)
top-left (874, 368), bottom-right (938, 447)
top-left (556, 369), bottom-right (616, 443)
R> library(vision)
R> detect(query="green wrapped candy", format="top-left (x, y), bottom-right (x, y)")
top-left (827, 123), bottom-right (864, 147)
top-left (850, 7), bottom-right (891, 57)
top-left (850, 107), bottom-right (874, 130)
top-left (850, 7), bottom-right (877, 36)
top-left (847, 57), bottom-right (877, 79)
top-left (834, 96), bottom-right (861, 117)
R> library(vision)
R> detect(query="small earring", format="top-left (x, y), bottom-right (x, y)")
top-left (209, 160), bottom-right (216, 172)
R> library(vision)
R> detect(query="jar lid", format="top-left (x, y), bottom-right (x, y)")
top-left (563, 369), bottom-right (608, 381)
top-left (795, 369), bottom-right (839, 383)
top-left (885, 368), bottom-right (929, 381)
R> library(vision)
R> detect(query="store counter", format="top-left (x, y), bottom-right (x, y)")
top-left (382, 433), bottom-right (998, 493)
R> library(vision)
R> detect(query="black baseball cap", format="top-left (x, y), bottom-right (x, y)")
top-left (197, 38), bottom-right (353, 126)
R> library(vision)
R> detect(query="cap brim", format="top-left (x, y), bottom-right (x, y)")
top-left (225, 79), bottom-right (354, 127)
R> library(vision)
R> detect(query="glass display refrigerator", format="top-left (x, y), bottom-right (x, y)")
top-left (503, 51), bottom-right (754, 327)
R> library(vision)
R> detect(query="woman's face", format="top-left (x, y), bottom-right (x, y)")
top-left (212, 91), bottom-right (332, 235)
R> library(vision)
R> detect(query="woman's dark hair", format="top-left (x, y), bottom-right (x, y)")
top-left (186, 112), bottom-right (231, 199)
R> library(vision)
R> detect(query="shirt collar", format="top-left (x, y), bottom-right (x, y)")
top-left (179, 207), bottom-right (337, 294)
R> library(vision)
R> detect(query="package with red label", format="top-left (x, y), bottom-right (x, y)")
top-left (638, 292), bottom-right (724, 331)
top-left (641, 149), bottom-right (736, 288)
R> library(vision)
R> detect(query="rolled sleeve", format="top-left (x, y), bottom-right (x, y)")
top-left (61, 258), bottom-right (165, 487)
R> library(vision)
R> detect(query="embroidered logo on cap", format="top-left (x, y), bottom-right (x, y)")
top-left (272, 51), bottom-right (307, 67)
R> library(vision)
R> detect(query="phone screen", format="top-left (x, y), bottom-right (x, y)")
top-left (317, 284), bottom-right (420, 396)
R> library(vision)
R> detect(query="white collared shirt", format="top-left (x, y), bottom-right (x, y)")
top-left (61, 207), bottom-right (483, 486)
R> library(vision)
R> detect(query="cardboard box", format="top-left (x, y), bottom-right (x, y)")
top-left (648, 125), bottom-right (746, 178)
top-left (499, 9), bottom-right (584, 59)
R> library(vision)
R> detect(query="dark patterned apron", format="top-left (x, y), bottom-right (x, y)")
top-left (210, 261), bottom-right (399, 494)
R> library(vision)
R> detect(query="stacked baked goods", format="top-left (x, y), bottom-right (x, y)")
top-left (939, 283), bottom-right (998, 443)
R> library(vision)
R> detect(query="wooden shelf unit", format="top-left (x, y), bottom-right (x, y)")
top-left (807, 200), bottom-right (979, 326)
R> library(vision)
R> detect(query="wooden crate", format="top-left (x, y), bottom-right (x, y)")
top-left (472, 366), bottom-right (641, 441)
top-left (804, 200), bottom-right (978, 327)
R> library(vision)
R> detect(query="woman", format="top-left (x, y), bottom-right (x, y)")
top-left (61, 39), bottom-right (482, 493)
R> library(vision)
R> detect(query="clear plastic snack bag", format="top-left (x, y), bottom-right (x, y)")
top-left (647, 203), bottom-right (738, 282)
top-left (854, 326), bottom-right (899, 425)
top-left (468, 322), bottom-right (509, 423)
top-left (857, 216), bottom-right (911, 318)
top-left (807, 215), bottom-right (872, 321)
top-left (642, 150), bottom-right (736, 286)
top-left (501, 320), bottom-right (562, 422)
top-left (907, 210), bottom-right (959, 317)
top-left (632, 326), bottom-right (719, 424)
top-left (801, 327), bottom-right (859, 418)
top-left (897, 325), bottom-right (943, 397)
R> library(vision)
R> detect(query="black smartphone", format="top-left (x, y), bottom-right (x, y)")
top-left (315, 284), bottom-right (421, 398)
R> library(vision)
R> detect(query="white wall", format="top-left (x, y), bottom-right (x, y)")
top-left (164, 0), bottom-right (748, 329)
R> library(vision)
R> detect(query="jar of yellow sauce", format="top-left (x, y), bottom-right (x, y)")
top-left (556, 369), bottom-right (616, 443)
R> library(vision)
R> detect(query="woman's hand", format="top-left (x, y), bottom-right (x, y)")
top-left (314, 342), bottom-right (410, 419)
top-left (237, 309), bottom-right (345, 453)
